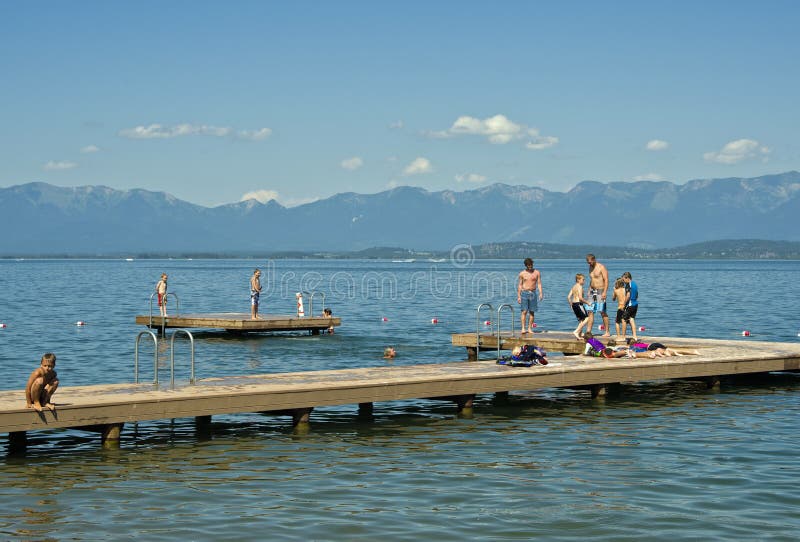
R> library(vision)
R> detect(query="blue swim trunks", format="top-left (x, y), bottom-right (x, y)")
top-left (519, 290), bottom-right (538, 312)
top-left (250, 291), bottom-right (260, 306)
top-left (588, 289), bottom-right (607, 314)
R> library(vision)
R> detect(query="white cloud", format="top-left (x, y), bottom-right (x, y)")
top-left (449, 114), bottom-right (522, 144)
top-left (455, 173), bottom-right (487, 183)
top-left (433, 114), bottom-right (558, 149)
top-left (703, 138), bottom-right (770, 164)
top-left (43, 160), bottom-right (78, 171)
top-left (119, 123), bottom-right (272, 140)
top-left (236, 128), bottom-right (272, 141)
top-left (633, 173), bottom-right (664, 181)
top-left (402, 157), bottom-right (433, 176)
top-left (389, 120), bottom-right (404, 130)
top-left (119, 123), bottom-right (231, 139)
top-left (240, 190), bottom-right (279, 204)
top-left (525, 133), bottom-right (559, 150)
top-left (341, 157), bottom-right (364, 170)
top-left (646, 139), bottom-right (669, 151)
top-left (425, 129), bottom-right (451, 139)
top-left (80, 144), bottom-right (100, 154)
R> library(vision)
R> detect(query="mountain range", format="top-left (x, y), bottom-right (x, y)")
top-left (1, 171), bottom-right (799, 255)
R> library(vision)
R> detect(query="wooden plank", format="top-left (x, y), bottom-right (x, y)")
top-left (134, 313), bottom-right (340, 332)
top-left (2, 338), bottom-right (799, 435)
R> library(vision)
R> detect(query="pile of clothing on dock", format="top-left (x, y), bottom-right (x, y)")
top-left (497, 345), bottom-right (548, 367)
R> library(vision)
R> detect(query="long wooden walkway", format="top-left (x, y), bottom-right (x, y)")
top-left (135, 312), bottom-right (340, 334)
top-left (2, 335), bottom-right (799, 449)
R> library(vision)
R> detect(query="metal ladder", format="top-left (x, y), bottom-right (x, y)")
top-left (134, 328), bottom-right (195, 388)
top-left (475, 303), bottom-right (494, 359)
top-left (308, 291), bottom-right (326, 316)
top-left (495, 304), bottom-right (515, 360)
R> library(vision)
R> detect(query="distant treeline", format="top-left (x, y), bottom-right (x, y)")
top-left (5, 239), bottom-right (800, 260)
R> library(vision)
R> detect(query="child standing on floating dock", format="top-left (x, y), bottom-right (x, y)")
top-left (517, 257), bottom-right (543, 334)
top-left (155, 273), bottom-right (168, 317)
top-left (568, 273), bottom-right (590, 339)
top-left (26, 353), bottom-right (59, 412)
top-left (622, 272), bottom-right (638, 340)
top-left (250, 269), bottom-right (263, 320)
top-left (612, 277), bottom-right (627, 338)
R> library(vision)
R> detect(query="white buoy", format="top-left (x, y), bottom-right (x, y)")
top-left (484, 320), bottom-right (492, 326)
top-left (741, 330), bottom-right (751, 337)
top-left (638, 326), bottom-right (646, 331)
top-left (531, 322), bottom-right (537, 329)
top-left (76, 321), bottom-right (86, 326)
top-left (599, 324), bottom-right (605, 331)
top-left (431, 318), bottom-right (439, 324)
top-left (0, 323), bottom-right (6, 328)
top-left (382, 317), bottom-right (388, 322)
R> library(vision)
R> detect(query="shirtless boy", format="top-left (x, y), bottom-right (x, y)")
top-left (250, 269), bottom-right (263, 319)
top-left (612, 277), bottom-right (627, 338)
top-left (517, 258), bottom-right (543, 334)
top-left (585, 254), bottom-right (610, 337)
top-left (567, 273), bottom-right (590, 339)
top-left (26, 353), bottom-right (59, 412)
top-left (155, 273), bottom-right (168, 317)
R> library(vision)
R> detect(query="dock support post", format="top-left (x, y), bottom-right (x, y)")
top-left (194, 415), bottom-right (212, 439)
top-left (8, 431), bottom-right (27, 454)
top-left (493, 391), bottom-right (510, 403)
top-left (466, 347), bottom-right (478, 361)
top-left (291, 407), bottom-right (313, 426)
top-left (590, 384), bottom-right (607, 399)
top-left (101, 423), bottom-right (124, 448)
top-left (195, 415), bottom-right (212, 428)
top-left (358, 402), bottom-right (374, 419)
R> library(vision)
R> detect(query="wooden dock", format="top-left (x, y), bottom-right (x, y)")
top-left (135, 313), bottom-right (340, 334)
top-left (2, 335), bottom-right (799, 449)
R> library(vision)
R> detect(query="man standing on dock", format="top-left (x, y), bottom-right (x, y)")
top-left (250, 268), bottom-right (263, 319)
top-left (517, 258), bottom-right (543, 334)
top-left (585, 254), bottom-right (610, 337)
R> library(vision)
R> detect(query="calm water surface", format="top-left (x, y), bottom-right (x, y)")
top-left (0, 258), bottom-right (798, 540)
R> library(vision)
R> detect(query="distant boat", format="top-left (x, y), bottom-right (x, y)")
top-left (125, 258), bottom-right (134, 262)
top-left (428, 258), bottom-right (446, 263)
top-left (391, 258), bottom-right (416, 263)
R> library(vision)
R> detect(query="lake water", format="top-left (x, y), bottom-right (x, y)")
top-left (0, 258), bottom-right (798, 540)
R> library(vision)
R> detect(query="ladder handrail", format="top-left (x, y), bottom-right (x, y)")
top-left (165, 292), bottom-right (180, 316)
top-left (169, 329), bottom-right (195, 388)
top-left (307, 291), bottom-right (326, 316)
top-left (134, 330), bottom-right (158, 384)
top-left (476, 303), bottom-right (494, 352)
top-left (495, 304), bottom-right (515, 360)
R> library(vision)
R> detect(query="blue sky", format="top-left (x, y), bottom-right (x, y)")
top-left (2, 1), bottom-right (798, 207)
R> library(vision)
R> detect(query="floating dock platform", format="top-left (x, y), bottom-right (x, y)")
top-left (2, 334), bottom-right (799, 450)
top-left (135, 313), bottom-right (340, 334)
